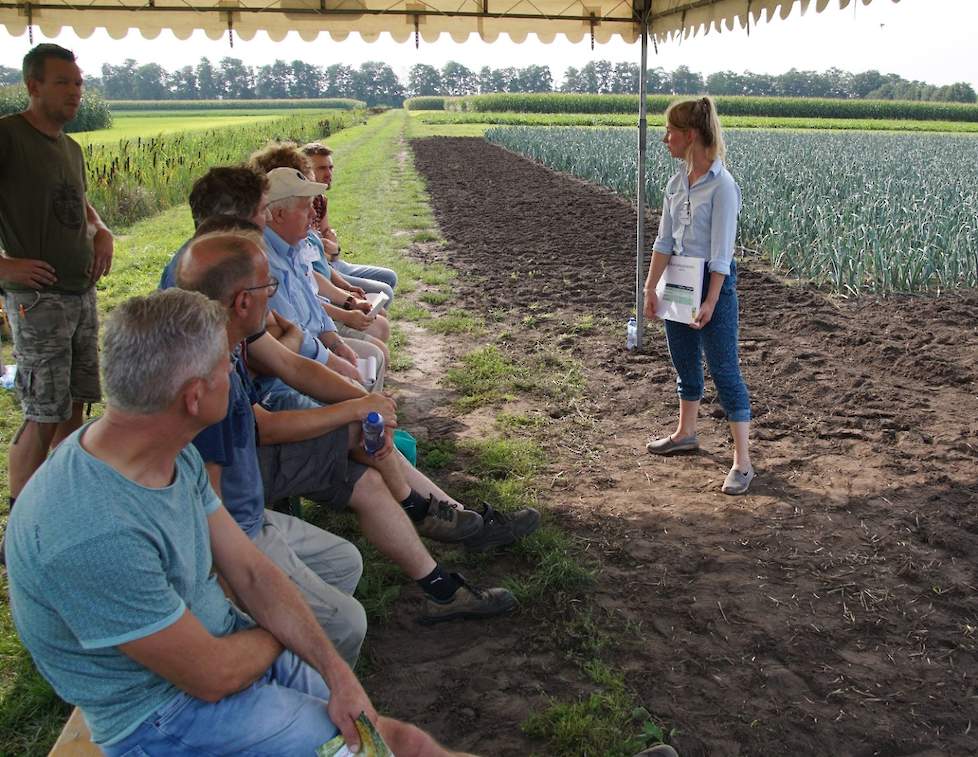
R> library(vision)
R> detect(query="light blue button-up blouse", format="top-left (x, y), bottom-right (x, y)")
top-left (651, 158), bottom-right (741, 276)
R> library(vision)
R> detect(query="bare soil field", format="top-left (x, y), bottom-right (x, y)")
top-left (360, 136), bottom-right (978, 757)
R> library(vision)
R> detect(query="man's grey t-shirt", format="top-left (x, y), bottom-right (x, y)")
top-left (5, 424), bottom-right (247, 746)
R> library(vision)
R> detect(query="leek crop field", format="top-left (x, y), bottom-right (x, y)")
top-left (487, 126), bottom-right (978, 294)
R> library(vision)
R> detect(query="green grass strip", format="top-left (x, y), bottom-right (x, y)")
top-left (524, 659), bottom-right (673, 756)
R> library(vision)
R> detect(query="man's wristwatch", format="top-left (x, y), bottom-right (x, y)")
top-left (343, 296), bottom-right (354, 310)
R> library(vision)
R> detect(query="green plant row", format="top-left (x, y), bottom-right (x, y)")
top-left (403, 96), bottom-right (447, 111)
top-left (86, 110), bottom-right (365, 227)
top-left (487, 126), bottom-right (978, 294)
top-left (108, 98), bottom-right (366, 111)
top-left (412, 110), bottom-right (978, 134)
top-left (453, 93), bottom-right (978, 122)
top-left (0, 85), bottom-right (112, 132)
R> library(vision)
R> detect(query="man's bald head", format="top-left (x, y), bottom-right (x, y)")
top-left (176, 231), bottom-right (265, 304)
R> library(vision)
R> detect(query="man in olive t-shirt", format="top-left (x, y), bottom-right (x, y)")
top-left (0, 44), bottom-right (113, 553)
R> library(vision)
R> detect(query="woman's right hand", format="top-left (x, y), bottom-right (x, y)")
top-left (643, 289), bottom-right (659, 320)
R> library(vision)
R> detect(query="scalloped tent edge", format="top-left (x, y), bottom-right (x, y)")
top-left (0, 0), bottom-right (898, 55)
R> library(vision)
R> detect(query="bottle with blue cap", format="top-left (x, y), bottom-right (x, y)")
top-left (362, 411), bottom-right (385, 455)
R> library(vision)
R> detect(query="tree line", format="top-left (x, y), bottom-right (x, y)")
top-left (1, 58), bottom-right (974, 105)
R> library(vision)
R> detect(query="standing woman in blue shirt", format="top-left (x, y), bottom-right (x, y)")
top-left (642, 97), bottom-right (754, 495)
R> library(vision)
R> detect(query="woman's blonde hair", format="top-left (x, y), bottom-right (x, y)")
top-left (665, 96), bottom-right (726, 164)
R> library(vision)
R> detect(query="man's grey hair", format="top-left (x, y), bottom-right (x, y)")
top-left (102, 289), bottom-right (228, 415)
top-left (176, 230), bottom-right (262, 303)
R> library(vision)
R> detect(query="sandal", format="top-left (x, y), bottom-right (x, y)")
top-left (722, 465), bottom-right (755, 495)
top-left (646, 434), bottom-right (699, 455)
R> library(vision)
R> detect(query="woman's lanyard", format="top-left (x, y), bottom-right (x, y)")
top-left (675, 185), bottom-right (692, 255)
top-left (676, 169), bottom-right (708, 255)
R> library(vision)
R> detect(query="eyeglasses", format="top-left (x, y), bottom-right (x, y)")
top-left (240, 276), bottom-right (279, 297)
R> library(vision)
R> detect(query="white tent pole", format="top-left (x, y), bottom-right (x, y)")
top-left (634, 1), bottom-right (650, 348)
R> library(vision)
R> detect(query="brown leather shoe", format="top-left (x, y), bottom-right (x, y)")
top-left (419, 573), bottom-right (517, 625)
top-left (463, 504), bottom-right (541, 552)
top-left (416, 499), bottom-right (483, 542)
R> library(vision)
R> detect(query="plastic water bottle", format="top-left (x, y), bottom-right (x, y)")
top-left (0, 364), bottom-right (15, 390)
top-left (362, 411), bottom-right (385, 455)
top-left (626, 318), bottom-right (638, 351)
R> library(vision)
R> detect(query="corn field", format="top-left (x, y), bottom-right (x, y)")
top-left (85, 110), bottom-right (364, 227)
top-left (460, 93), bottom-right (978, 123)
top-left (486, 126), bottom-right (978, 294)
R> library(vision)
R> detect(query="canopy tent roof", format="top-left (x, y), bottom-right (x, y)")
top-left (0, 0), bottom-right (897, 46)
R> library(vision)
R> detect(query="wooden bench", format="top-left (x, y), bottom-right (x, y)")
top-left (48, 708), bottom-right (100, 756)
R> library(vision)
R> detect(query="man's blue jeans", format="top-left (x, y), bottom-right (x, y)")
top-left (663, 261), bottom-right (751, 423)
top-left (101, 651), bottom-right (338, 756)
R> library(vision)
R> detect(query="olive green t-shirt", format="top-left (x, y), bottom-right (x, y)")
top-left (0, 114), bottom-right (93, 293)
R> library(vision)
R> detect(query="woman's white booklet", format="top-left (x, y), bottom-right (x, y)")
top-left (655, 255), bottom-right (705, 325)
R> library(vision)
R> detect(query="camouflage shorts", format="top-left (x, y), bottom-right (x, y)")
top-left (3, 289), bottom-right (101, 423)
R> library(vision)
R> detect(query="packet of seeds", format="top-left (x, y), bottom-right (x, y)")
top-left (316, 713), bottom-right (393, 757)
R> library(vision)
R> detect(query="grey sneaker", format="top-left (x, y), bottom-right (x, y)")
top-left (646, 434), bottom-right (699, 455)
top-left (722, 465), bottom-right (755, 495)
top-left (419, 572), bottom-right (517, 625)
top-left (416, 499), bottom-right (483, 543)
top-left (463, 504), bottom-right (541, 552)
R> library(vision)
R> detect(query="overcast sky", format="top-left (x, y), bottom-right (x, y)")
top-left (1, 0), bottom-right (976, 89)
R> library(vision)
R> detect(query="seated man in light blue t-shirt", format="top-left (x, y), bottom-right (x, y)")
top-left (5, 288), bottom-right (459, 757)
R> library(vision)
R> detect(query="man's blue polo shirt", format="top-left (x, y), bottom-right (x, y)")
top-left (192, 349), bottom-right (265, 537)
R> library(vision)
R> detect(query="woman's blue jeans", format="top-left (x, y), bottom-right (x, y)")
top-left (100, 651), bottom-right (338, 756)
top-left (663, 261), bottom-right (751, 423)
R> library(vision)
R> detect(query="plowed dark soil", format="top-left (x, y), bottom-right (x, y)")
top-left (363, 136), bottom-right (978, 757)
